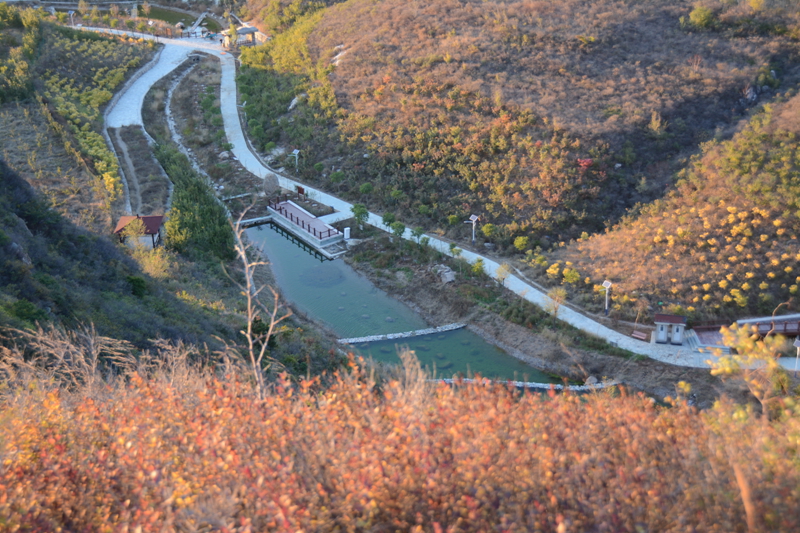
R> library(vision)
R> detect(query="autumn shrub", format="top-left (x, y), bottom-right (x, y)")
top-left (689, 5), bottom-right (716, 28)
top-left (2, 332), bottom-right (800, 532)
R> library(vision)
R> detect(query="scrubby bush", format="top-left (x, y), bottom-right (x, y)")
top-left (689, 5), bottom-right (715, 29)
top-left (2, 339), bottom-right (800, 532)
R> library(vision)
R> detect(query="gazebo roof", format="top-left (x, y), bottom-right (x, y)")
top-left (114, 215), bottom-right (164, 236)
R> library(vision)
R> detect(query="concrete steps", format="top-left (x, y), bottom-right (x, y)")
top-left (685, 329), bottom-right (730, 355)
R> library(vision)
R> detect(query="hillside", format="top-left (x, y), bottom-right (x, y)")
top-left (0, 6), bottom-right (340, 374)
top-left (0, 158), bottom-right (241, 345)
top-left (555, 91), bottom-right (800, 320)
top-left (240, 0), bottom-right (799, 244)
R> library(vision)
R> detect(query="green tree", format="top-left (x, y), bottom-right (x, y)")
top-left (449, 243), bottom-right (463, 273)
top-left (514, 236), bottom-right (529, 252)
top-left (381, 212), bottom-right (395, 227)
top-left (228, 22), bottom-right (238, 49)
top-left (390, 221), bottom-right (406, 239)
top-left (78, 0), bottom-right (89, 17)
top-left (689, 6), bottom-right (714, 28)
top-left (351, 203), bottom-right (368, 228)
top-left (359, 183), bottom-right (373, 195)
top-left (482, 223), bottom-right (497, 239)
top-left (562, 268), bottom-right (581, 285)
top-left (449, 242), bottom-right (461, 258)
top-left (411, 226), bottom-right (424, 244)
top-left (142, 1), bottom-right (151, 17)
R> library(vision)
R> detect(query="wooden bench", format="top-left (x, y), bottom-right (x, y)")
top-left (631, 330), bottom-right (649, 341)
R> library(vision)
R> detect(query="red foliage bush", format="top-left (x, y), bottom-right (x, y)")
top-left (2, 360), bottom-right (799, 531)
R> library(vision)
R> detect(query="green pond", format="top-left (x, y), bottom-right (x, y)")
top-left (246, 223), bottom-right (558, 383)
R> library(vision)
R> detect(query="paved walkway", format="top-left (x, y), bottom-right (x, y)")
top-left (101, 30), bottom-right (798, 371)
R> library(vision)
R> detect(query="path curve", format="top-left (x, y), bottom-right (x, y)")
top-left (101, 29), bottom-right (792, 371)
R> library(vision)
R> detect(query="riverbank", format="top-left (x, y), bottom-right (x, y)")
top-left (343, 241), bottom-right (741, 408)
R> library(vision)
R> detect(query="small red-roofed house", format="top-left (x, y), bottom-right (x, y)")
top-left (114, 215), bottom-right (164, 249)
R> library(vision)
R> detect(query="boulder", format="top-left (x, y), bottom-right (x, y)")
top-left (584, 376), bottom-right (598, 386)
top-left (9, 242), bottom-right (32, 266)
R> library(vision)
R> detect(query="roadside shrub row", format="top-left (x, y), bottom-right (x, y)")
top-left (154, 143), bottom-right (235, 262)
top-left (1, 7), bottom-right (154, 207)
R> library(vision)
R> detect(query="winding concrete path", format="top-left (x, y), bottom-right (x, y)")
top-left (101, 30), bottom-right (799, 371)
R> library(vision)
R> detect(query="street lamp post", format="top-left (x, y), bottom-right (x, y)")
top-left (68, 10), bottom-right (74, 26)
top-left (464, 214), bottom-right (479, 245)
top-left (288, 149), bottom-right (300, 171)
top-left (602, 280), bottom-right (612, 317)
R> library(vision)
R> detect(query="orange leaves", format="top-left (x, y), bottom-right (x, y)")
top-left (2, 370), bottom-right (800, 531)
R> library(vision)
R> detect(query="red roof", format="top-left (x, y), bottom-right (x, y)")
top-left (114, 215), bottom-right (164, 235)
top-left (654, 313), bottom-right (687, 325)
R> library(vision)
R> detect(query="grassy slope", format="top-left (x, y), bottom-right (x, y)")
top-left (240, 0), bottom-right (798, 246)
top-left (557, 91), bottom-right (800, 320)
top-left (0, 159), bottom-right (238, 345)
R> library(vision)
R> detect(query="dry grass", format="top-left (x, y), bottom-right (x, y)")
top-left (311, 0), bottom-right (798, 167)
top-left (1, 325), bottom-right (800, 531)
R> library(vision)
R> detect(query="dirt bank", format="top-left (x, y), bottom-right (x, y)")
top-left (344, 241), bottom-right (746, 408)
